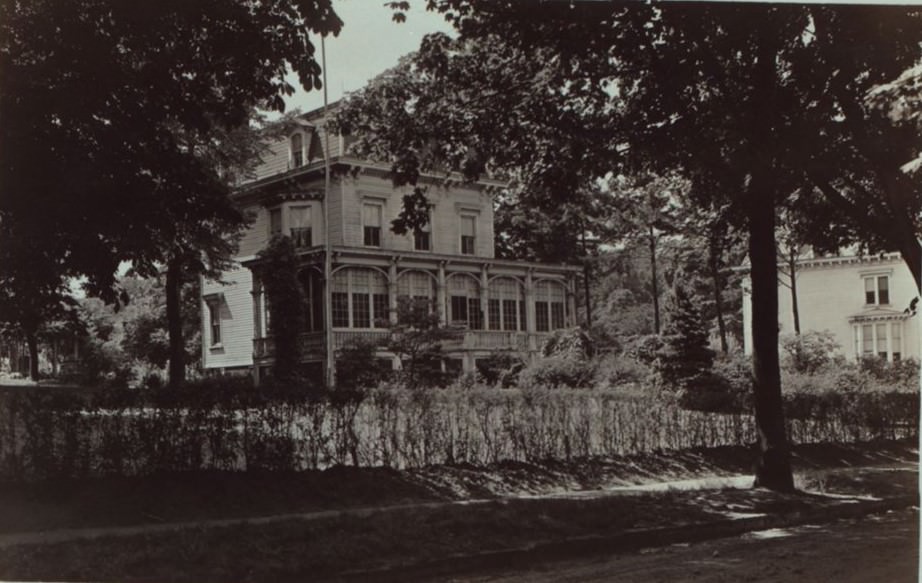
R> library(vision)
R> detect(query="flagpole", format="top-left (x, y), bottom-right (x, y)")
top-left (322, 34), bottom-right (335, 390)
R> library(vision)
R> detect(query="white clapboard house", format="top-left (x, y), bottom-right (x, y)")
top-left (201, 107), bottom-right (581, 383)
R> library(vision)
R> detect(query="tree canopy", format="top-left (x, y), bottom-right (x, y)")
top-left (0, 0), bottom-right (342, 381)
top-left (342, 2), bottom-right (922, 490)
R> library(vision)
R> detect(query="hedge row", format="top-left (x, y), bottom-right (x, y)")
top-left (0, 383), bottom-right (916, 482)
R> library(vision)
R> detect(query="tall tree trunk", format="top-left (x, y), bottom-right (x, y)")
top-left (26, 332), bottom-right (39, 381)
top-left (709, 246), bottom-right (729, 353)
top-left (748, 177), bottom-right (795, 492)
top-left (166, 256), bottom-right (185, 389)
top-left (649, 227), bottom-right (660, 334)
top-left (788, 250), bottom-right (800, 335)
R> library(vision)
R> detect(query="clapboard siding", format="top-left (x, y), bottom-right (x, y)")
top-left (238, 203), bottom-right (270, 259)
top-left (339, 175), bottom-right (495, 257)
top-left (252, 136), bottom-right (290, 181)
top-left (202, 267), bottom-right (254, 369)
top-left (249, 124), bottom-right (343, 183)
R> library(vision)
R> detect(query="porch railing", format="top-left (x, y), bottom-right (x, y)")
top-left (254, 329), bottom-right (542, 360)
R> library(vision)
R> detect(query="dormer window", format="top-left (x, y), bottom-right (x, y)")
top-left (290, 133), bottom-right (304, 168)
top-left (864, 275), bottom-right (889, 305)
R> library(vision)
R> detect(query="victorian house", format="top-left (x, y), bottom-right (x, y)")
top-left (741, 251), bottom-right (919, 362)
top-left (201, 107), bottom-right (581, 383)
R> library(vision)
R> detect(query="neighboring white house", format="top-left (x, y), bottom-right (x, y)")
top-left (200, 106), bottom-right (580, 382)
top-left (741, 252), bottom-right (920, 362)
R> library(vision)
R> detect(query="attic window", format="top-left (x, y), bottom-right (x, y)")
top-left (291, 133), bottom-right (304, 168)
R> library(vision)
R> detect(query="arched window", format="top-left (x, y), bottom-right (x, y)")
top-left (331, 268), bottom-right (388, 329)
top-left (397, 271), bottom-right (436, 319)
top-left (290, 133), bottom-right (304, 168)
top-left (448, 274), bottom-right (482, 329)
top-left (488, 278), bottom-right (525, 331)
top-left (535, 280), bottom-right (566, 332)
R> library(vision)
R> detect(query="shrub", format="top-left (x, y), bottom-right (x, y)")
top-left (595, 353), bottom-right (650, 388)
top-left (780, 330), bottom-right (841, 373)
top-left (475, 352), bottom-right (525, 387)
top-left (541, 327), bottom-right (596, 359)
top-left (256, 236), bottom-right (305, 383)
top-left (678, 372), bottom-right (750, 413)
top-left (336, 340), bottom-right (391, 392)
top-left (519, 354), bottom-right (597, 388)
top-left (654, 286), bottom-right (715, 392)
top-left (625, 334), bottom-right (663, 367)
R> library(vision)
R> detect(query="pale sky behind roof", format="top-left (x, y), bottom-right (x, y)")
top-left (283, 0), bottom-right (455, 114)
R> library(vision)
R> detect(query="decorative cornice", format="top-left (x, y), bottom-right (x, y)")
top-left (241, 245), bottom-right (580, 274)
top-left (735, 252), bottom-right (903, 275)
top-left (847, 308), bottom-right (910, 323)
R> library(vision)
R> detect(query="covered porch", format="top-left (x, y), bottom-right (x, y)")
top-left (247, 247), bottom-right (581, 379)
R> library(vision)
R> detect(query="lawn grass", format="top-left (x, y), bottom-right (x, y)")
top-left (1, 469), bottom-right (915, 583)
top-left (0, 440), bottom-right (915, 582)
top-left (0, 439), bottom-right (914, 536)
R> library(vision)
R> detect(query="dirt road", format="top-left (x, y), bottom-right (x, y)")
top-left (445, 508), bottom-right (919, 583)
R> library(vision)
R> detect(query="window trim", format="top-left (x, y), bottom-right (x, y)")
top-left (290, 132), bottom-right (305, 169)
top-left (288, 204), bottom-right (313, 248)
top-left (362, 201), bottom-right (384, 248)
top-left (459, 214), bottom-right (477, 255)
top-left (331, 268), bottom-right (389, 330)
top-left (204, 296), bottom-right (223, 348)
top-left (413, 211), bottom-right (433, 252)
top-left (861, 271), bottom-right (892, 306)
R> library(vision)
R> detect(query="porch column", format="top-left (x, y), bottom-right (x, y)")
top-left (480, 264), bottom-right (490, 330)
top-left (389, 259), bottom-right (399, 325)
top-left (525, 269), bottom-right (536, 352)
top-left (437, 261), bottom-right (447, 325)
top-left (567, 274), bottom-right (577, 328)
top-left (251, 276), bottom-right (263, 339)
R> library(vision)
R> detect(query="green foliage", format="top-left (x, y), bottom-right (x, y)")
top-left (654, 287), bottom-right (715, 392)
top-left (518, 355), bottom-right (595, 389)
top-left (475, 352), bottom-right (525, 388)
top-left (1, 379), bottom-right (916, 481)
top-left (388, 297), bottom-right (459, 388)
top-left (541, 328), bottom-right (595, 359)
top-left (336, 341), bottom-right (392, 392)
top-left (0, 0), bottom-right (342, 371)
top-left (257, 237), bottom-right (305, 383)
top-left (594, 353), bottom-right (650, 388)
top-left (626, 334), bottom-right (665, 367)
top-left (780, 331), bottom-right (842, 374)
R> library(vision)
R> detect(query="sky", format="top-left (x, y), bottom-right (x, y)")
top-left (283, 0), bottom-right (455, 114)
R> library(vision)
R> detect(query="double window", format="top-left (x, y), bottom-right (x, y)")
top-left (397, 271), bottom-right (436, 320)
top-left (449, 275), bottom-right (482, 329)
top-left (331, 268), bottom-right (389, 329)
top-left (864, 275), bottom-right (890, 305)
top-left (488, 278), bottom-right (525, 331)
top-left (535, 280), bottom-right (567, 332)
